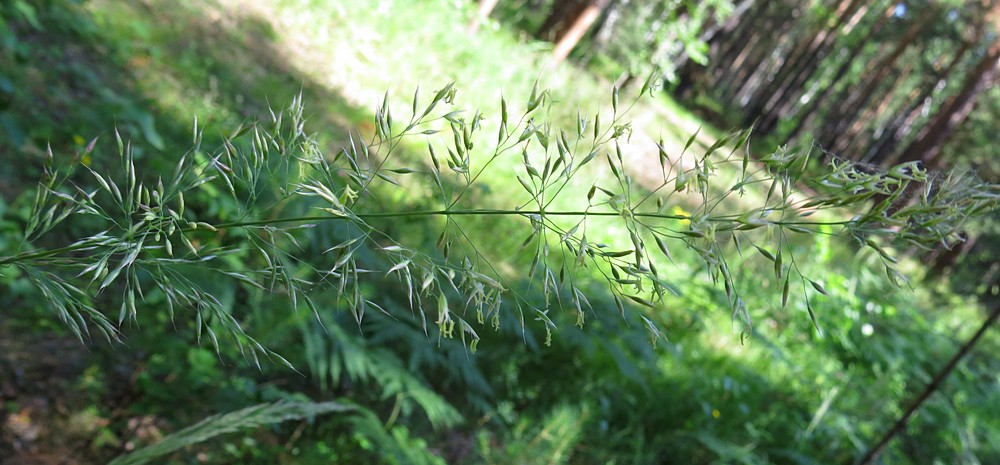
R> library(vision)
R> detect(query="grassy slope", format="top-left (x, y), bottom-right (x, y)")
top-left (152, 3), bottom-right (1000, 462)
top-left (0, 0), bottom-right (996, 463)
top-left (101, 1), bottom-right (1000, 461)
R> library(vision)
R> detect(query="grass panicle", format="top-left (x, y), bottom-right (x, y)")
top-left (2, 81), bottom-right (997, 356)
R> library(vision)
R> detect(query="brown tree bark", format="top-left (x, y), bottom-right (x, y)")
top-left (730, 5), bottom-right (802, 107)
top-left (712, 0), bottom-right (771, 81)
top-left (858, 11), bottom-right (1000, 459)
top-left (718, 31), bottom-right (766, 101)
top-left (894, 3), bottom-right (1000, 169)
top-left (715, 1), bottom-right (786, 101)
top-left (818, 5), bottom-right (936, 156)
top-left (537, 0), bottom-right (611, 61)
top-left (895, 38), bottom-right (1000, 169)
top-left (754, 0), bottom-right (868, 132)
top-left (863, 36), bottom-right (976, 166)
top-left (785, 2), bottom-right (894, 142)
top-left (468, 0), bottom-right (501, 33)
top-left (674, 0), bottom-right (757, 71)
top-left (927, 232), bottom-right (977, 277)
top-left (739, 11), bottom-right (820, 121)
top-left (590, 0), bottom-right (627, 52)
top-left (838, 57), bottom-right (916, 155)
top-left (674, 0), bottom-right (758, 100)
top-left (538, 0), bottom-right (587, 41)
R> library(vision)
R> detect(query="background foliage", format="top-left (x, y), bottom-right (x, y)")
top-left (0, 1), bottom-right (997, 464)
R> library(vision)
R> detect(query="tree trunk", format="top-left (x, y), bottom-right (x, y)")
top-left (674, 0), bottom-right (756, 71)
top-left (590, 0), bottom-right (627, 52)
top-left (712, 0), bottom-right (770, 83)
top-left (739, 7), bottom-right (818, 123)
top-left (713, 1), bottom-right (780, 100)
top-left (537, 0), bottom-right (611, 61)
top-left (838, 57), bottom-right (916, 155)
top-left (674, 0), bottom-right (757, 99)
top-left (717, 31), bottom-right (766, 101)
top-left (895, 36), bottom-right (1000, 169)
top-left (927, 233), bottom-right (977, 277)
top-left (818, 5), bottom-right (935, 155)
top-left (863, 36), bottom-right (975, 166)
top-left (468, 0), bottom-right (501, 33)
top-left (733, 18), bottom-right (796, 108)
top-left (729, 4), bottom-right (800, 107)
top-left (785, 2), bottom-right (893, 142)
top-left (538, 0), bottom-right (587, 41)
top-left (755, 0), bottom-right (867, 133)
top-left (893, 3), bottom-right (1000, 169)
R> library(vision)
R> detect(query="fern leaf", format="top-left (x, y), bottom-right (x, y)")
top-left (108, 401), bottom-right (353, 465)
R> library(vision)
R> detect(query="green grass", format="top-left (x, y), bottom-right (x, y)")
top-left (0, 0), bottom-right (997, 464)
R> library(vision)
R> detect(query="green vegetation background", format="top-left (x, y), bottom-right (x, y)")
top-left (0, 1), bottom-right (997, 464)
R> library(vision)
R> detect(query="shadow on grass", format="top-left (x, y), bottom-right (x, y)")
top-left (0, 1), bottom-right (376, 462)
top-left (0, 0), bottom-right (367, 195)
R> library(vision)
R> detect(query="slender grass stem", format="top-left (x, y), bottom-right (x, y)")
top-left (0, 208), bottom-right (857, 267)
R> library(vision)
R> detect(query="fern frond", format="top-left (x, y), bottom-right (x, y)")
top-left (108, 401), bottom-right (353, 465)
top-left (303, 314), bottom-right (462, 429)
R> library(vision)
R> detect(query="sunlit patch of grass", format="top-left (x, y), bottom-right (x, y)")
top-left (86, 0), bottom-right (370, 152)
top-left (217, 0), bottom-right (736, 198)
